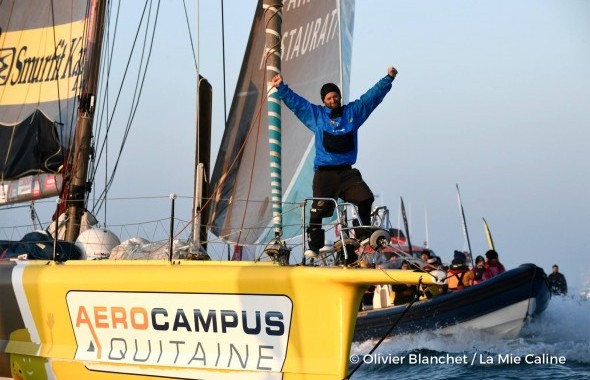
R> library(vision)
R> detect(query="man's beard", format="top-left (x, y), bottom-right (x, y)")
top-left (330, 104), bottom-right (344, 119)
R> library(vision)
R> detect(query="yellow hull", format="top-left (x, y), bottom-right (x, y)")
top-left (1, 260), bottom-right (435, 379)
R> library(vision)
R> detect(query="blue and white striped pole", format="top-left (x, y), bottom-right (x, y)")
top-left (264, 0), bottom-right (283, 238)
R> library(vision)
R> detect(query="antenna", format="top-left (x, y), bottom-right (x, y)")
top-left (456, 184), bottom-right (474, 267)
top-left (424, 206), bottom-right (429, 247)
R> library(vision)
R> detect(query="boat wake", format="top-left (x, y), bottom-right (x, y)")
top-left (350, 295), bottom-right (590, 379)
top-left (520, 294), bottom-right (590, 364)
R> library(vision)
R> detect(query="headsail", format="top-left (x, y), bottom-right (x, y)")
top-left (209, 0), bottom-right (355, 245)
top-left (0, 0), bottom-right (91, 206)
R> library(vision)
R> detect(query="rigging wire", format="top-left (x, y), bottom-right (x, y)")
top-left (53, 0), bottom-right (96, 218)
top-left (84, 0), bottom-right (206, 239)
top-left (39, 0), bottom-right (68, 219)
top-left (344, 279), bottom-right (424, 379)
top-left (89, 0), bottom-right (148, 186)
top-left (80, 1), bottom-right (280, 248)
top-left (197, 0), bottom-right (200, 85)
top-left (48, 0), bottom-right (63, 138)
top-left (234, 4), bottom-right (282, 244)
top-left (221, 0), bottom-right (228, 123)
top-left (104, 0), bottom-right (157, 179)
top-left (182, 0), bottom-right (198, 72)
top-left (92, 0), bottom-right (123, 225)
top-left (107, 0), bottom-right (161, 189)
top-left (29, 203), bottom-right (41, 230)
top-left (91, 0), bottom-right (161, 214)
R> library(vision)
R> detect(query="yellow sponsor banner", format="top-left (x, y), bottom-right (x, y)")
top-left (0, 20), bottom-right (86, 106)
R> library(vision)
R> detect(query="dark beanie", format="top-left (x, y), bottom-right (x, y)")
top-left (320, 83), bottom-right (341, 101)
top-left (485, 249), bottom-right (498, 259)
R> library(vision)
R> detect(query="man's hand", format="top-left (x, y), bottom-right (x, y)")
top-left (270, 74), bottom-right (283, 88)
top-left (388, 66), bottom-right (398, 80)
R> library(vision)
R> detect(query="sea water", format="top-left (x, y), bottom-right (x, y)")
top-left (349, 294), bottom-right (590, 379)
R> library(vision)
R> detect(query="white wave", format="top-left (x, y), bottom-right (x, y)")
top-left (351, 295), bottom-right (590, 365)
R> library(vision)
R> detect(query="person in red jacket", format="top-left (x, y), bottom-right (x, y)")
top-left (482, 249), bottom-right (506, 280)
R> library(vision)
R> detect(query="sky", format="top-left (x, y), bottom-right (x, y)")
top-left (2, 0), bottom-right (589, 289)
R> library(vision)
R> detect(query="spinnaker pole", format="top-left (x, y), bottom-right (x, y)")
top-left (264, 0), bottom-right (283, 238)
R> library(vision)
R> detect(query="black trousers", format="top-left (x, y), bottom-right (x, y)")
top-left (307, 166), bottom-right (374, 250)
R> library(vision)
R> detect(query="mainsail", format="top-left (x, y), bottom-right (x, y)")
top-left (0, 0), bottom-right (91, 206)
top-left (209, 0), bottom-right (355, 245)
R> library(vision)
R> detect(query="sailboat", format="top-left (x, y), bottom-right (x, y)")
top-left (0, 0), bottom-right (443, 379)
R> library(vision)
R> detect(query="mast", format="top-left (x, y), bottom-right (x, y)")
top-left (64, 0), bottom-right (107, 242)
top-left (263, 0), bottom-right (283, 238)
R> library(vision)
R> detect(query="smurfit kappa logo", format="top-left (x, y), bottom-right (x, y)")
top-left (0, 47), bottom-right (15, 85)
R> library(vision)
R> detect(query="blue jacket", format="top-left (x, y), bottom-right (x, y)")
top-left (277, 75), bottom-right (393, 169)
